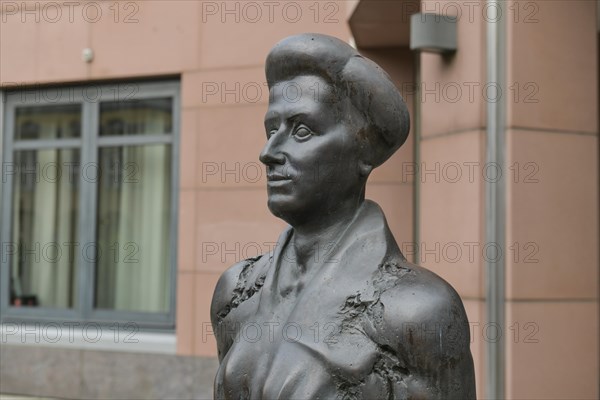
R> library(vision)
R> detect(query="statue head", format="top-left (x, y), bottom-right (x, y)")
top-left (260, 33), bottom-right (410, 226)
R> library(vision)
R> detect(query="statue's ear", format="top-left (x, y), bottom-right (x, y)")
top-left (358, 160), bottom-right (373, 177)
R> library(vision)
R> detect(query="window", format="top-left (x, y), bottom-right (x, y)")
top-left (1, 81), bottom-right (179, 329)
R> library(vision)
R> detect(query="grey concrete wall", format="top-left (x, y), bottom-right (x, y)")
top-left (0, 345), bottom-right (218, 399)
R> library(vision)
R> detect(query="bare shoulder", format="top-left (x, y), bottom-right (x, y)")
top-left (210, 255), bottom-right (269, 361)
top-left (380, 263), bottom-right (470, 333)
top-left (210, 255), bottom-right (266, 326)
top-left (375, 262), bottom-right (476, 398)
top-left (210, 260), bottom-right (247, 326)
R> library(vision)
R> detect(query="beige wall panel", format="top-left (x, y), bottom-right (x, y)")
top-left (194, 104), bottom-right (268, 189)
top-left (0, 10), bottom-right (38, 83)
top-left (198, 0), bottom-right (351, 69)
top-left (195, 188), bottom-right (287, 274)
top-left (420, 0), bottom-right (486, 137)
top-left (366, 183), bottom-right (413, 252)
top-left (194, 271), bottom-right (221, 357)
top-left (180, 108), bottom-right (199, 190)
top-left (176, 270), bottom-right (196, 355)
top-left (464, 299), bottom-right (486, 400)
top-left (507, 0), bottom-right (598, 134)
top-left (182, 66), bottom-right (266, 109)
top-left (506, 130), bottom-right (599, 299)
top-left (506, 301), bottom-right (599, 400)
top-left (0, 2), bottom-right (89, 83)
top-left (369, 139), bottom-right (415, 185)
top-left (37, 3), bottom-right (90, 82)
top-left (419, 130), bottom-right (485, 298)
top-left (178, 190), bottom-right (197, 273)
top-left (89, 1), bottom-right (200, 78)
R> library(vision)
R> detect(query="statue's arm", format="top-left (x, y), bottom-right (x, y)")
top-left (210, 261), bottom-right (245, 362)
top-left (378, 278), bottom-right (476, 399)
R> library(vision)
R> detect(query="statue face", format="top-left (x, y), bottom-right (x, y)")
top-left (260, 75), bottom-right (364, 225)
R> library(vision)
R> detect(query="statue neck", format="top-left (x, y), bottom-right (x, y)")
top-left (290, 197), bottom-right (364, 271)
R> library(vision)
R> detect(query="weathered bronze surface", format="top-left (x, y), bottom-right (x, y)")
top-left (211, 33), bottom-right (476, 399)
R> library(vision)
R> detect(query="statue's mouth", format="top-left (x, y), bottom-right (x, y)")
top-left (267, 175), bottom-right (291, 183)
top-left (267, 172), bottom-right (292, 181)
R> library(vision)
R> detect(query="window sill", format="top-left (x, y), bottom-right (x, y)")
top-left (0, 323), bottom-right (176, 354)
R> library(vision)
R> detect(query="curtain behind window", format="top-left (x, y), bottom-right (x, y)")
top-left (11, 106), bottom-right (80, 308)
top-left (95, 103), bottom-right (172, 313)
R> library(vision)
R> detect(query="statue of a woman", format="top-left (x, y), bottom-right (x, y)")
top-left (210, 33), bottom-right (476, 400)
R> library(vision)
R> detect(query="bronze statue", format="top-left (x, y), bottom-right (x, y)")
top-left (210, 33), bottom-right (476, 399)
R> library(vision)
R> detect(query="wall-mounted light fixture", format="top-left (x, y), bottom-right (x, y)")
top-left (82, 48), bottom-right (94, 63)
top-left (410, 13), bottom-right (457, 54)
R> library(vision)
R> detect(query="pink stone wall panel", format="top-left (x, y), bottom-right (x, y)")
top-left (506, 130), bottom-right (599, 300)
top-left (506, 301), bottom-right (599, 400)
top-left (419, 131), bottom-right (485, 298)
top-left (507, 0), bottom-right (598, 134)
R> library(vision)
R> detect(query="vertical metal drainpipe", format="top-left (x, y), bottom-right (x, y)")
top-left (486, 0), bottom-right (506, 399)
top-left (413, 51), bottom-right (421, 265)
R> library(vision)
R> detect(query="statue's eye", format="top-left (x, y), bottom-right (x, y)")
top-left (268, 129), bottom-right (277, 138)
top-left (294, 126), bottom-right (312, 140)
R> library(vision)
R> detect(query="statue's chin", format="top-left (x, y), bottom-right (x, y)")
top-left (266, 199), bottom-right (307, 228)
top-left (267, 200), bottom-right (293, 224)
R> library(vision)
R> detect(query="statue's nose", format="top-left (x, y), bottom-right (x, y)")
top-left (259, 133), bottom-right (285, 165)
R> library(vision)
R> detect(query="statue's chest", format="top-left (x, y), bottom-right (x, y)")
top-left (217, 278), bottom-right (383, 398)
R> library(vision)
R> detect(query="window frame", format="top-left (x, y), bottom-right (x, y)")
top-left (0, 80), bottom-right (180, 330)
